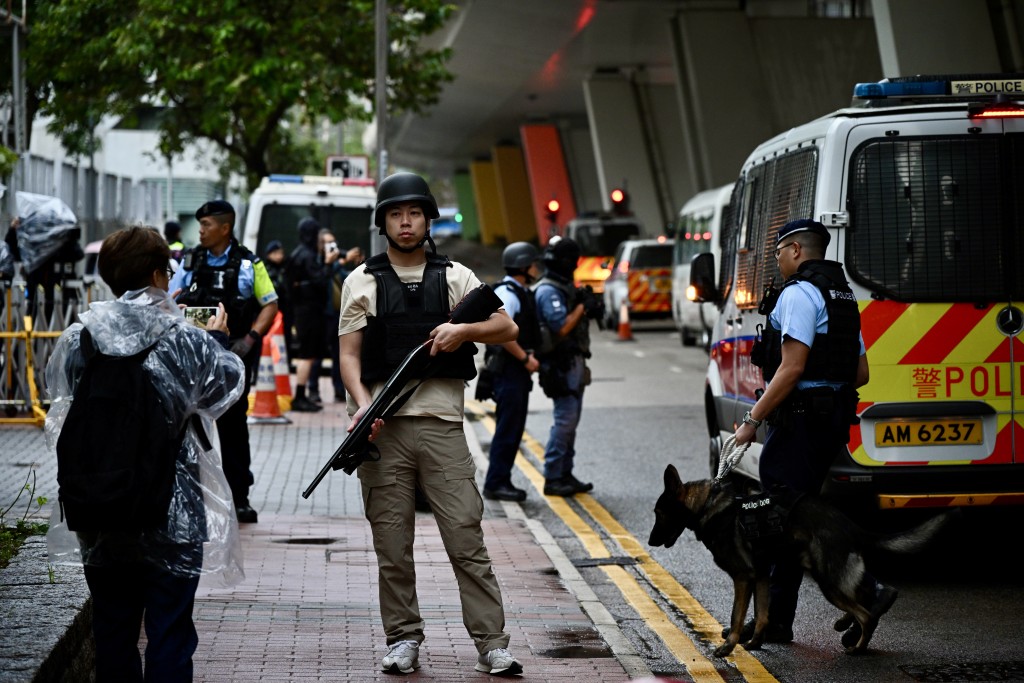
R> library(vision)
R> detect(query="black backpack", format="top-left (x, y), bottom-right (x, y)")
top-left (56, 327), bottom-right (185, 533)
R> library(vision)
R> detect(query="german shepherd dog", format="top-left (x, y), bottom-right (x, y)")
top-left (648, 464), bottom-right (953, 657)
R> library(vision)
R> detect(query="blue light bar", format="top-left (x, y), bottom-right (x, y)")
top-left (853, 80), bottom-right (947, 99)
top-left (268, 174), bottom-right (304, 183)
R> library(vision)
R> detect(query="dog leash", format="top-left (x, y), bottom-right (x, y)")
top-left (714, 435), bottom-right (750, 482)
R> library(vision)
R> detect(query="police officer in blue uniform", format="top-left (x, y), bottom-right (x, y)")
top-left (731, 218), bottom-right (893, 647)
top-left (534, 237), bottom-right (601, 497)
top-left (482, 242), bottom-right (542, 502)
top-left (170, 200), bottom-right (279, 523)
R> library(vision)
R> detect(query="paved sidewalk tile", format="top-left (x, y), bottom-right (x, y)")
top-left (192, 514), bottom-right (631, 682)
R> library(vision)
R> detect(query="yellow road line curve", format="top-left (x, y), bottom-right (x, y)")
top-left (468, 401), bottom-right (777, 682)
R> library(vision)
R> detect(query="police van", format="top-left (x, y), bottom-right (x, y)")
top-left (561, 213), bottom-right (641, 293)
top-left (671, 182), bottom-right (732, 348)
top-left (240, 174), bottom-right (376, 258)
top-left (690, 74), bottom-right (1024, 515)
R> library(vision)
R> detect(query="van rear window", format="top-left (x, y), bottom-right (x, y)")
top-left (847, 136), bottom-right (1017, 302)
top-left (256, 204), bottom-right (374, 257)
top-left (631, 245), bottom-right (673, 268)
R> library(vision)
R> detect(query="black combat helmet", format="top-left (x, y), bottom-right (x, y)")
top-left (542, 236), bottom-right (581, 280)
top-left (373, 172), bottom-right (440, 232)
top-left (502, 241), bottom-right (540, 271)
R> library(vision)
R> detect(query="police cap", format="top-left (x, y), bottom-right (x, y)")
top-left (777, 218), bottom-right (830, 247)
top-left (195, 199), bottom-right (235, 221)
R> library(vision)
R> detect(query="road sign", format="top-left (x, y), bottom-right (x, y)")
top-left (326, 155), bottom-right (369, 179)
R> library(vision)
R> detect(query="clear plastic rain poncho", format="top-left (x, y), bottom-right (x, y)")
top-left (44, 287), bottom-right (247, 588)
top-left (14, 191), bottom-right (80, 274)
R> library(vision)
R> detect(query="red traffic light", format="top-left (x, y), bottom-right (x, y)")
top-left (610, 187), bottom-right (630, 215)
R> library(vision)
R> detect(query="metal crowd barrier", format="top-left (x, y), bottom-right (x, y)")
top-left (0, 278), bottom-right (104, 427)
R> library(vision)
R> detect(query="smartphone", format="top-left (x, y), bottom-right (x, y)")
top-left (184, 306), bottom-right (218, 327)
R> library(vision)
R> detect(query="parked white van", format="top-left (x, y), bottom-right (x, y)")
top-left (671, 183), bottom-right (732, 348)
top-left (240, 174), bottom-right (376, 258)
top-left (690, 74), bottom-right (1024, 517)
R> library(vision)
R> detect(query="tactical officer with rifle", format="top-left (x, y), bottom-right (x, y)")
top-left (730, 218), bottom-right (884, 647)
top-left (169, 200), bottom-right (279, 524)
top-left (480, 241), bottom-right (543, 502)
top-left (534, 236), bottom-right (603, 497)
top-left (336, 172), bottom-right (524, 676)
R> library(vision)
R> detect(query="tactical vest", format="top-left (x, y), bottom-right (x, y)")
top-left (360, 252), bottom-right (477, 384)
top-left (486, 279), bottom-right (542, 359)
top-left (755, 260), bottom-right (860, 384)
top-left (534, 275), bottom-right (591, 360)
top-left (177, 241), bottom-right (260, 340)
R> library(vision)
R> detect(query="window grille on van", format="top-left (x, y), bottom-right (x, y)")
top-left (847, 136), bottom-right (1016, 302)
top-left (718, 182), bottom-right (742, 303)
top-left (734, 149), bottom-right (817, 309)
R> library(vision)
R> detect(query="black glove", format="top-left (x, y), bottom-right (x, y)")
top-left (575, 285), bottom-right (604, 320)
top-left (231, 330), bottom-right (261, 357)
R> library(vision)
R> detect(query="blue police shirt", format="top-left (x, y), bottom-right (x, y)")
top-left (495, 276), bottom-right (525, 319)
top-left (535, 281), bottom-right (568, 332)
top-left (169, 245), bottom-right (257, 300)
top-left (770, 280), bottom-right (865, 390)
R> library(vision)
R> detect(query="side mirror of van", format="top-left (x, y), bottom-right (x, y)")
top-left (689, 252), bottom-right (719, 304)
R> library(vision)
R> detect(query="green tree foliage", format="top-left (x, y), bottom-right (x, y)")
top-left (21, 0), bottom-right (454, 191)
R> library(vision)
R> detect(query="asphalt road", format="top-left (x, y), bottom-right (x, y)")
top-left (476, 318), bottom-right (1024, 683)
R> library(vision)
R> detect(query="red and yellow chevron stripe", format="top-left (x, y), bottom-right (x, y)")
top-left (850, 300), bottom-right (1024, 468)
top-left (627, 268), bottom-right (672, 314)
top-left (574, 256), bottom-right (612, 293)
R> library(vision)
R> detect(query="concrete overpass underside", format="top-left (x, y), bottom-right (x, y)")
top-left (384, 0), bottom-right (1018, 245)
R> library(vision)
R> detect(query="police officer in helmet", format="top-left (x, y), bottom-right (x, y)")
top-left (170, 199), bottom-right (279, 524)
top-left (534, 236), bottom-right (598, 497)
top-left (337, 172), bottom-right (524, 675)
top-left (481, 241), bottom-right (542, 502)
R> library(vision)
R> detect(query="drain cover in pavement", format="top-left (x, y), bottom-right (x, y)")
top-left (271, 537), bottom-right (340, 545)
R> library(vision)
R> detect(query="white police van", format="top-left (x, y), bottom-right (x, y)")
top-left (241, 174), bottom-right (376, 258)
top-left (671, 182), bottom-right (733, 348)
top-left (690, 74), bottom-right (1024, 516)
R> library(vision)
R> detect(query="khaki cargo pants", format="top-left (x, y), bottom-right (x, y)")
top-left (357, 415), bottom-right (510, 654)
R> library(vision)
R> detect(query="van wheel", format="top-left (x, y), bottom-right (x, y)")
top-left (681, 328), bottom-right (697, 347)
top-left (708, 434), bottom-right (723, 478)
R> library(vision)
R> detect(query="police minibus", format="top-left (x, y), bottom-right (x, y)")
top-left (671, 183), bottom-right (732, 348)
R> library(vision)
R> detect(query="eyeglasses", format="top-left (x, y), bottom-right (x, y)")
top-left (774, 242), bottom-right (795, 260)
top-left (165, 265), bottom-right (175, 278)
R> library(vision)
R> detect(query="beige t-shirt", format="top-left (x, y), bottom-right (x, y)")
top-left (338, 259), bottom-right (486, 421)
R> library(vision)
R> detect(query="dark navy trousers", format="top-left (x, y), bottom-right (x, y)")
top-left (84, 561), bottom-right (201, 682)
top-left (759, 398), bottom-right (850, 628)
top-left (483, 361), bottom-right (533, 491)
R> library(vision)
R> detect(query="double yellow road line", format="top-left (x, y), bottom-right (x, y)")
top-left (467, 401), bottom-right (777, 683)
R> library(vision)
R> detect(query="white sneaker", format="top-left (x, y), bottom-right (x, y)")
top-left (474, 647), bottom-right (523, 675)
top-left (381, 640), bottom-right (420, 674)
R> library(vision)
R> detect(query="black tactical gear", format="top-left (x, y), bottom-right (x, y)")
top-left (359, 252), bottom-right (477, 384)
top-left (754, 260), bottom-right (860, 385)
top-left (177, 241), bottom-right (260, 341)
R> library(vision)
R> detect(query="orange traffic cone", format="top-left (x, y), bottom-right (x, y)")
top-left (616, 301), bottom-right (634, 341)
top-left (248, 334), bottom-right (292, 425)
top-left (268, 313), bottom-right (292, 412)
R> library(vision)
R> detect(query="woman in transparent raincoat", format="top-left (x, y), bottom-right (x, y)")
top-left (44, 226), bottom-right (246, 683)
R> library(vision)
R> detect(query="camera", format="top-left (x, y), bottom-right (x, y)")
top-left (326, 241), bottom-right (339, 254)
